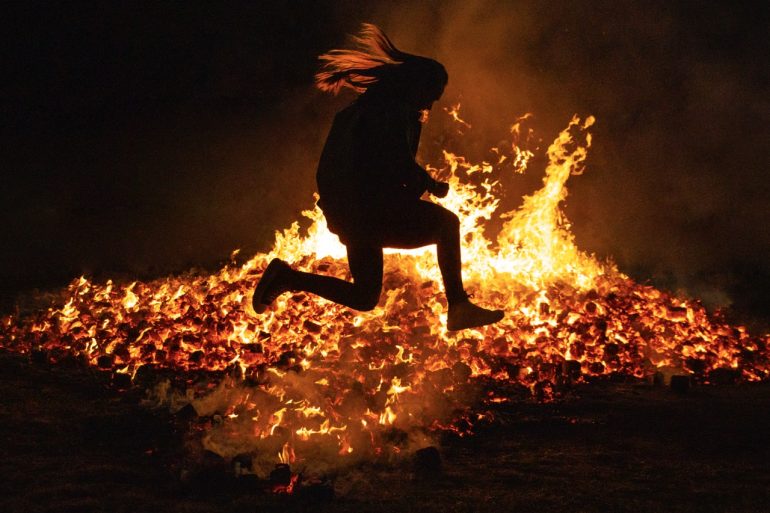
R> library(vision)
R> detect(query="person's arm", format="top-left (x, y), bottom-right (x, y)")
top-left (365, 105), bottom-right (445, 199)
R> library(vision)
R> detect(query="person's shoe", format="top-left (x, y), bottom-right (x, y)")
top-left (252, 258), bottom-right (291, 314)
top-left (447, 298), bottom-right (504, 331)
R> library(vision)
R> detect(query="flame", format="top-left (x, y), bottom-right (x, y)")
top-left (273, 473), bottom-right (299, 495)
top-left (278, 441), bottom-right (295, 464)
top-left (509, 112), bottom-right (535, 171)
top-left (1, 108), bottom-right (769, 472)
top-left (444, 103), bottom-right (471, 132)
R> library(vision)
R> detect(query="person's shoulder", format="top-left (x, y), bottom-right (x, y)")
top-left (367, 99), bottom-right (414, 125)
top-left (333, 101), bottom-right (362, 124)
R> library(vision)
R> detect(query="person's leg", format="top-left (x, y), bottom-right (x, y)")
top-left (430, 208), bottom-right (465, 305)
top-left (286, 244), bottom-right (382, 310)
top-left (379, 201), bottom-right (466, 304)
top-left (254, 200), bottom-right (502, 328)
top-left (254, 244), bottom-right (383, 312)
top-left (379, 201), bottom-right (503, 330)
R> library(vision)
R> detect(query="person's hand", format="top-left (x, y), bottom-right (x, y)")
top-left (430, 180), bottom-right (450, 198)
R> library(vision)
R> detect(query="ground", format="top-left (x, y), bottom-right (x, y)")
top-left (1, 350), bottom-right (768, 513)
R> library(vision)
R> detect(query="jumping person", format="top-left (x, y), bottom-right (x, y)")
top-left (253, 24), bottom-right (503, 331)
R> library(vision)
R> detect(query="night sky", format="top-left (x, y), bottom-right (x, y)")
top-left (3, 1), bottom-right (769, 324)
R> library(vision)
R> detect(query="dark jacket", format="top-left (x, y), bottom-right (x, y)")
top-left (316, 95), bottom-right (434, 242)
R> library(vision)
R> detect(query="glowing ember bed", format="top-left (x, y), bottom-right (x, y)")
top-left (2, 113), bottom-right (768, 477)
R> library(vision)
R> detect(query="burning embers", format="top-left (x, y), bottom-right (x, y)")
top-left (1, 111), bottom-right (769, 477)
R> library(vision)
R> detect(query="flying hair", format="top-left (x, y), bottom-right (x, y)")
top-left (315, 23), bottom-right (409, 95)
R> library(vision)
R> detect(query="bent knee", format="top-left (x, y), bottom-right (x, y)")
top-left (440, 209), bottom-right (460, 232)
top-left (447, 210), bottom-right (460, 227)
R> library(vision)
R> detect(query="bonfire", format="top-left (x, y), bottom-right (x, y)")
top-left (1, 108), bottom-right (767, 479)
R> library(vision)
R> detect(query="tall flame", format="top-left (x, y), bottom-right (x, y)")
top-left (1, 110), bottom-right (768, 473)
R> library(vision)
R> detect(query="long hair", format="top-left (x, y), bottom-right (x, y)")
top-left (315, 23), bottom-right (445, 97)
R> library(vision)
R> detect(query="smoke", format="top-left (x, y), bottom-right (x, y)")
top-left (3, 1), bottom-right (769, 321)
top-left (362, 0), bottom-right (770, 318)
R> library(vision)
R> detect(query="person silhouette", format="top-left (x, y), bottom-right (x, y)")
top-left (253, 24), bottom-right (503, 331)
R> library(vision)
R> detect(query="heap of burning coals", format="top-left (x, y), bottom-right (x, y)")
top-left (1, 113), bottom-right (768, 479)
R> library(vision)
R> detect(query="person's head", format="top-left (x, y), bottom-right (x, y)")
top-left (315, 24), bottom-right (447, 111)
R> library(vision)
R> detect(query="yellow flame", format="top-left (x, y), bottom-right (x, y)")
top-left (278, 441), bottom-right (295, 464)
top-left (2, 108), bottom-right (768, 468)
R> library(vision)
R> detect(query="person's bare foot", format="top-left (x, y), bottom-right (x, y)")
top-left (447, 299), bottom-right (503, 331)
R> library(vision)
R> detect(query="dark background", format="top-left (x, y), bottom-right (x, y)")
top-left (3, 1), bottom-right (769, 325)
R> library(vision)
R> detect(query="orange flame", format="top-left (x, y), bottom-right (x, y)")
top-left (444, 103), bottom-right (472, 132)
top-left (1, 109), bottom-right (768, 472)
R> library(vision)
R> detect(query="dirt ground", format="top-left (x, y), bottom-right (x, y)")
top-left (1, 350), bottom-right (769, 513)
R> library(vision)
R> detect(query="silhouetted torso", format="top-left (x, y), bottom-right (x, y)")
top-left (316, 95), bottom-right (432, 243)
